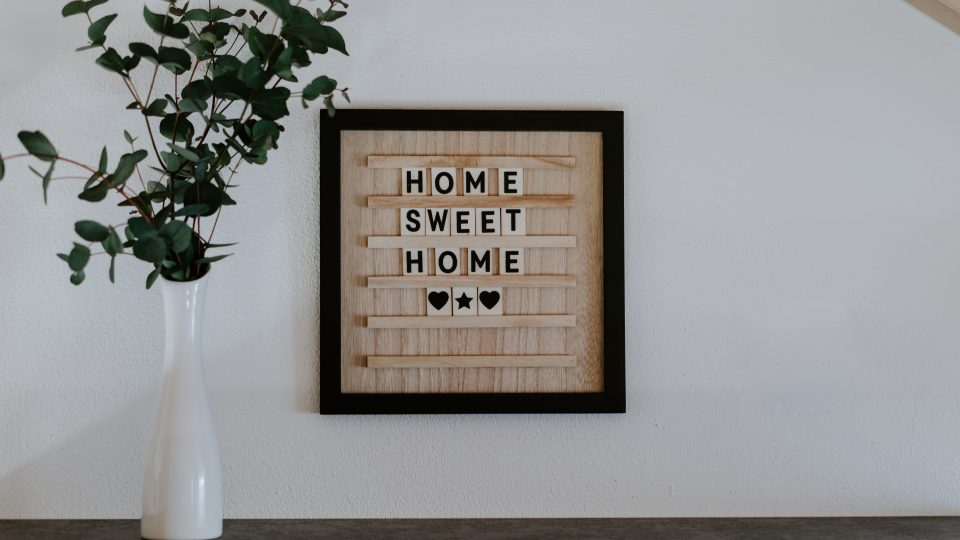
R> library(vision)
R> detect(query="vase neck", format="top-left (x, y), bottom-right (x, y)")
top-left (161, 277), bottom-right (209, 367)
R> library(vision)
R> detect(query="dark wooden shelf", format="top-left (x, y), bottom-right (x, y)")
top-left (2, 518), bottom-right (960, 539)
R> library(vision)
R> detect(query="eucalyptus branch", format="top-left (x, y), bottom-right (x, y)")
top-left (1, 0), bottom-right (350, 287)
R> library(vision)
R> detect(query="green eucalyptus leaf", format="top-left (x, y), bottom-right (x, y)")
top-left (207, 7), bottom-right (235, 20)
top-left (253, 0), bottom-right (293, 19)
top-left (70, 270), bottom-right (86, 285)
top-left (178, 98), bottom-right (207, 113)
top-left (281, 9), bottom-right (348, 55)
top-left (240, 57), bottom-right (269, 89)
top-left (186, 39), bottom-right (214, 58)
top-left (210, 74), bottom-right (246, 100)
top-left (159, 113), bottom-right (195, 143)
top-left (319, 9), bottom-right (347, 22)
top-left (196, 253), bottom-right (232, 264)
top-left (87, 13), bottom-right (117, 43)
top-left (68, 243), bottom-right (91, 272)
top-left (133, 236), bottom-right (168, 263)
top-left (323, 95), bottom-right (335, 117)
top-left (156, 46), bottom-right (191, 74)
top-left (95, 47), bottom-right (126, 74)
top-left (29, 163), bottom-right (56, 204)
top-left (183, 183), bottom-right (222, 216)
top-left (279, 10), bottom-right (325, 52)
top-left (145, 267), bottom-right (161, 289)
top-left (252, 119), bottom-right (280, 147)
top-left (108, 255), bottom-right (116, 283)
top-left (127, 216), bottom-right (156, 238)
top-left (78, 182), bottom-right (109, 202)
top-left (318, 25), bottom-right (348, 55)
top-left (108, 149), bottom-right (148, 187)
top-left (17, 131), bottom-right (57, 162)
top-left (250, 87), bottom-right (291, 121)
top-left (245, 26), bottom-right (282, 64)
top-left (181, 79), bottom-right (213, 100)
top-left (182, 7), bottom-right (233, 21)
top-left (143, 99), bottom-right (167, 117)
top-left (0, 153), bottom-right (5, 181)
top-left (211, 55), bottom-right (242, 78)
top-left (123, 55), bottom-right (140, 71)
top-left (41, 164), bottom-right (54, 203)
top-left (273, 46), bottom-right (297, 82)
top-left (123, 130), bottom-right (136, 144)
top-left (180, 8), bottom-right (210, 21)
top-left (129, 42), bottom-right (157, 61)
top-left (302, 75), bottom-right (336, 104)
top-left (102, 227), bottom-right (123, 256)
top-left (175, 204), bottom-right (210, 217)
top-left (97, 146), bottom-right (108, 173)
top-left (62, 1), bottom-right (88, 17)
top-left (168, 143), bottom-right (200, 162)
top-left (62, 0), bottom-right (108, 17)
top-left (204, 21), bottom-right (233, 41)
top-left (160, 220), bottom-right (193, 252)
top-left (160, 151), bottom-right (182, 171)
top-left (143, 6), bottom-right (190, 39)
top-left (75, 220), bottom-right (109, 242)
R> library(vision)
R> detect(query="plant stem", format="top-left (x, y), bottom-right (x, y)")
top-left (4, 153), bottom-right (153, 223)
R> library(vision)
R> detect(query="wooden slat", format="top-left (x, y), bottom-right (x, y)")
top-left (366, 315), bottom-right (576, 329)
top-left (367, 355), bottom-right (577, 368)
top-left (907, 0), bottom-right (960, 36)
top-left (367, 275), bottom-right (576, 288)
top-left (368, 195), bottom-right (574, 209)
top-left (366, 235), bottom-right (576, 249)
top-left (368, 155), bottom-right (575, 169)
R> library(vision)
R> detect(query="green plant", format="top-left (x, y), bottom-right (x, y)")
top-left (0, 0), bottom-right (349, 287)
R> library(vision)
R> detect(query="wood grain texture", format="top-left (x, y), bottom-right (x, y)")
top-left (367, 275), bottom-right (576, 288)
top-left (367, 236), bottom-right (577, 249)
top-left (368, 195), bottom-right (574, 209)
top-left (367, 315), bottom-right (576, 329)
top-left (341, 130), bottom-right (604, 394)
top-left (367, 355), bottom-right (577, 368)
top-left (368, 155), bottom-right (575, 169)
top-left (907, 0), bottom-right (960, 36)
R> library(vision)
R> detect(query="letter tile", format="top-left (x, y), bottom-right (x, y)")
top-left (452, 286), bottom-right (478, 316)
top-left (426, 287), bottom-right (452, 316)
top-left (477, 287), bottom-right (503, 316)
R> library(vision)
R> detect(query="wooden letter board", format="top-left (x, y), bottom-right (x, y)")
top-left (319, 110), bottom-right (624, 414)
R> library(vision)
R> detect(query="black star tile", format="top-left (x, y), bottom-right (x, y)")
top-left (455, 292), bottom-right (473, 309)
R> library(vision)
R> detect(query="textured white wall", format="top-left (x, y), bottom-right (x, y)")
top-left (3, 0), bottom-right (960, 518)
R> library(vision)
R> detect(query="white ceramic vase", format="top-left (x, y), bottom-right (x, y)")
top-left (142, 274), bottom-right (223, 540)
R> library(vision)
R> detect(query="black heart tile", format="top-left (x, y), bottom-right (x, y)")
top-left (478, 290), bottom-right (501, 310)
top-left (428, 290), bottom-right (450, 310)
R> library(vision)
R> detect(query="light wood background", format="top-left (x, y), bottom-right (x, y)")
top-left (339, 130), bottom-right (604, 394)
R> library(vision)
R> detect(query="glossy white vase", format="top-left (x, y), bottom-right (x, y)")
top-left (142, 275), bottom-right (223, 540)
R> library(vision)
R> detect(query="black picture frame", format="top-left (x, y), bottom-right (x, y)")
top-left (318, 109), bottom-right (625, 414)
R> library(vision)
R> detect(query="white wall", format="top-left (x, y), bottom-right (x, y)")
top-left (3, 0), bottom-right (960, 518)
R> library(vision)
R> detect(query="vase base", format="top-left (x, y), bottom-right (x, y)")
top-left (141, 523), bottom-right (223, 540)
